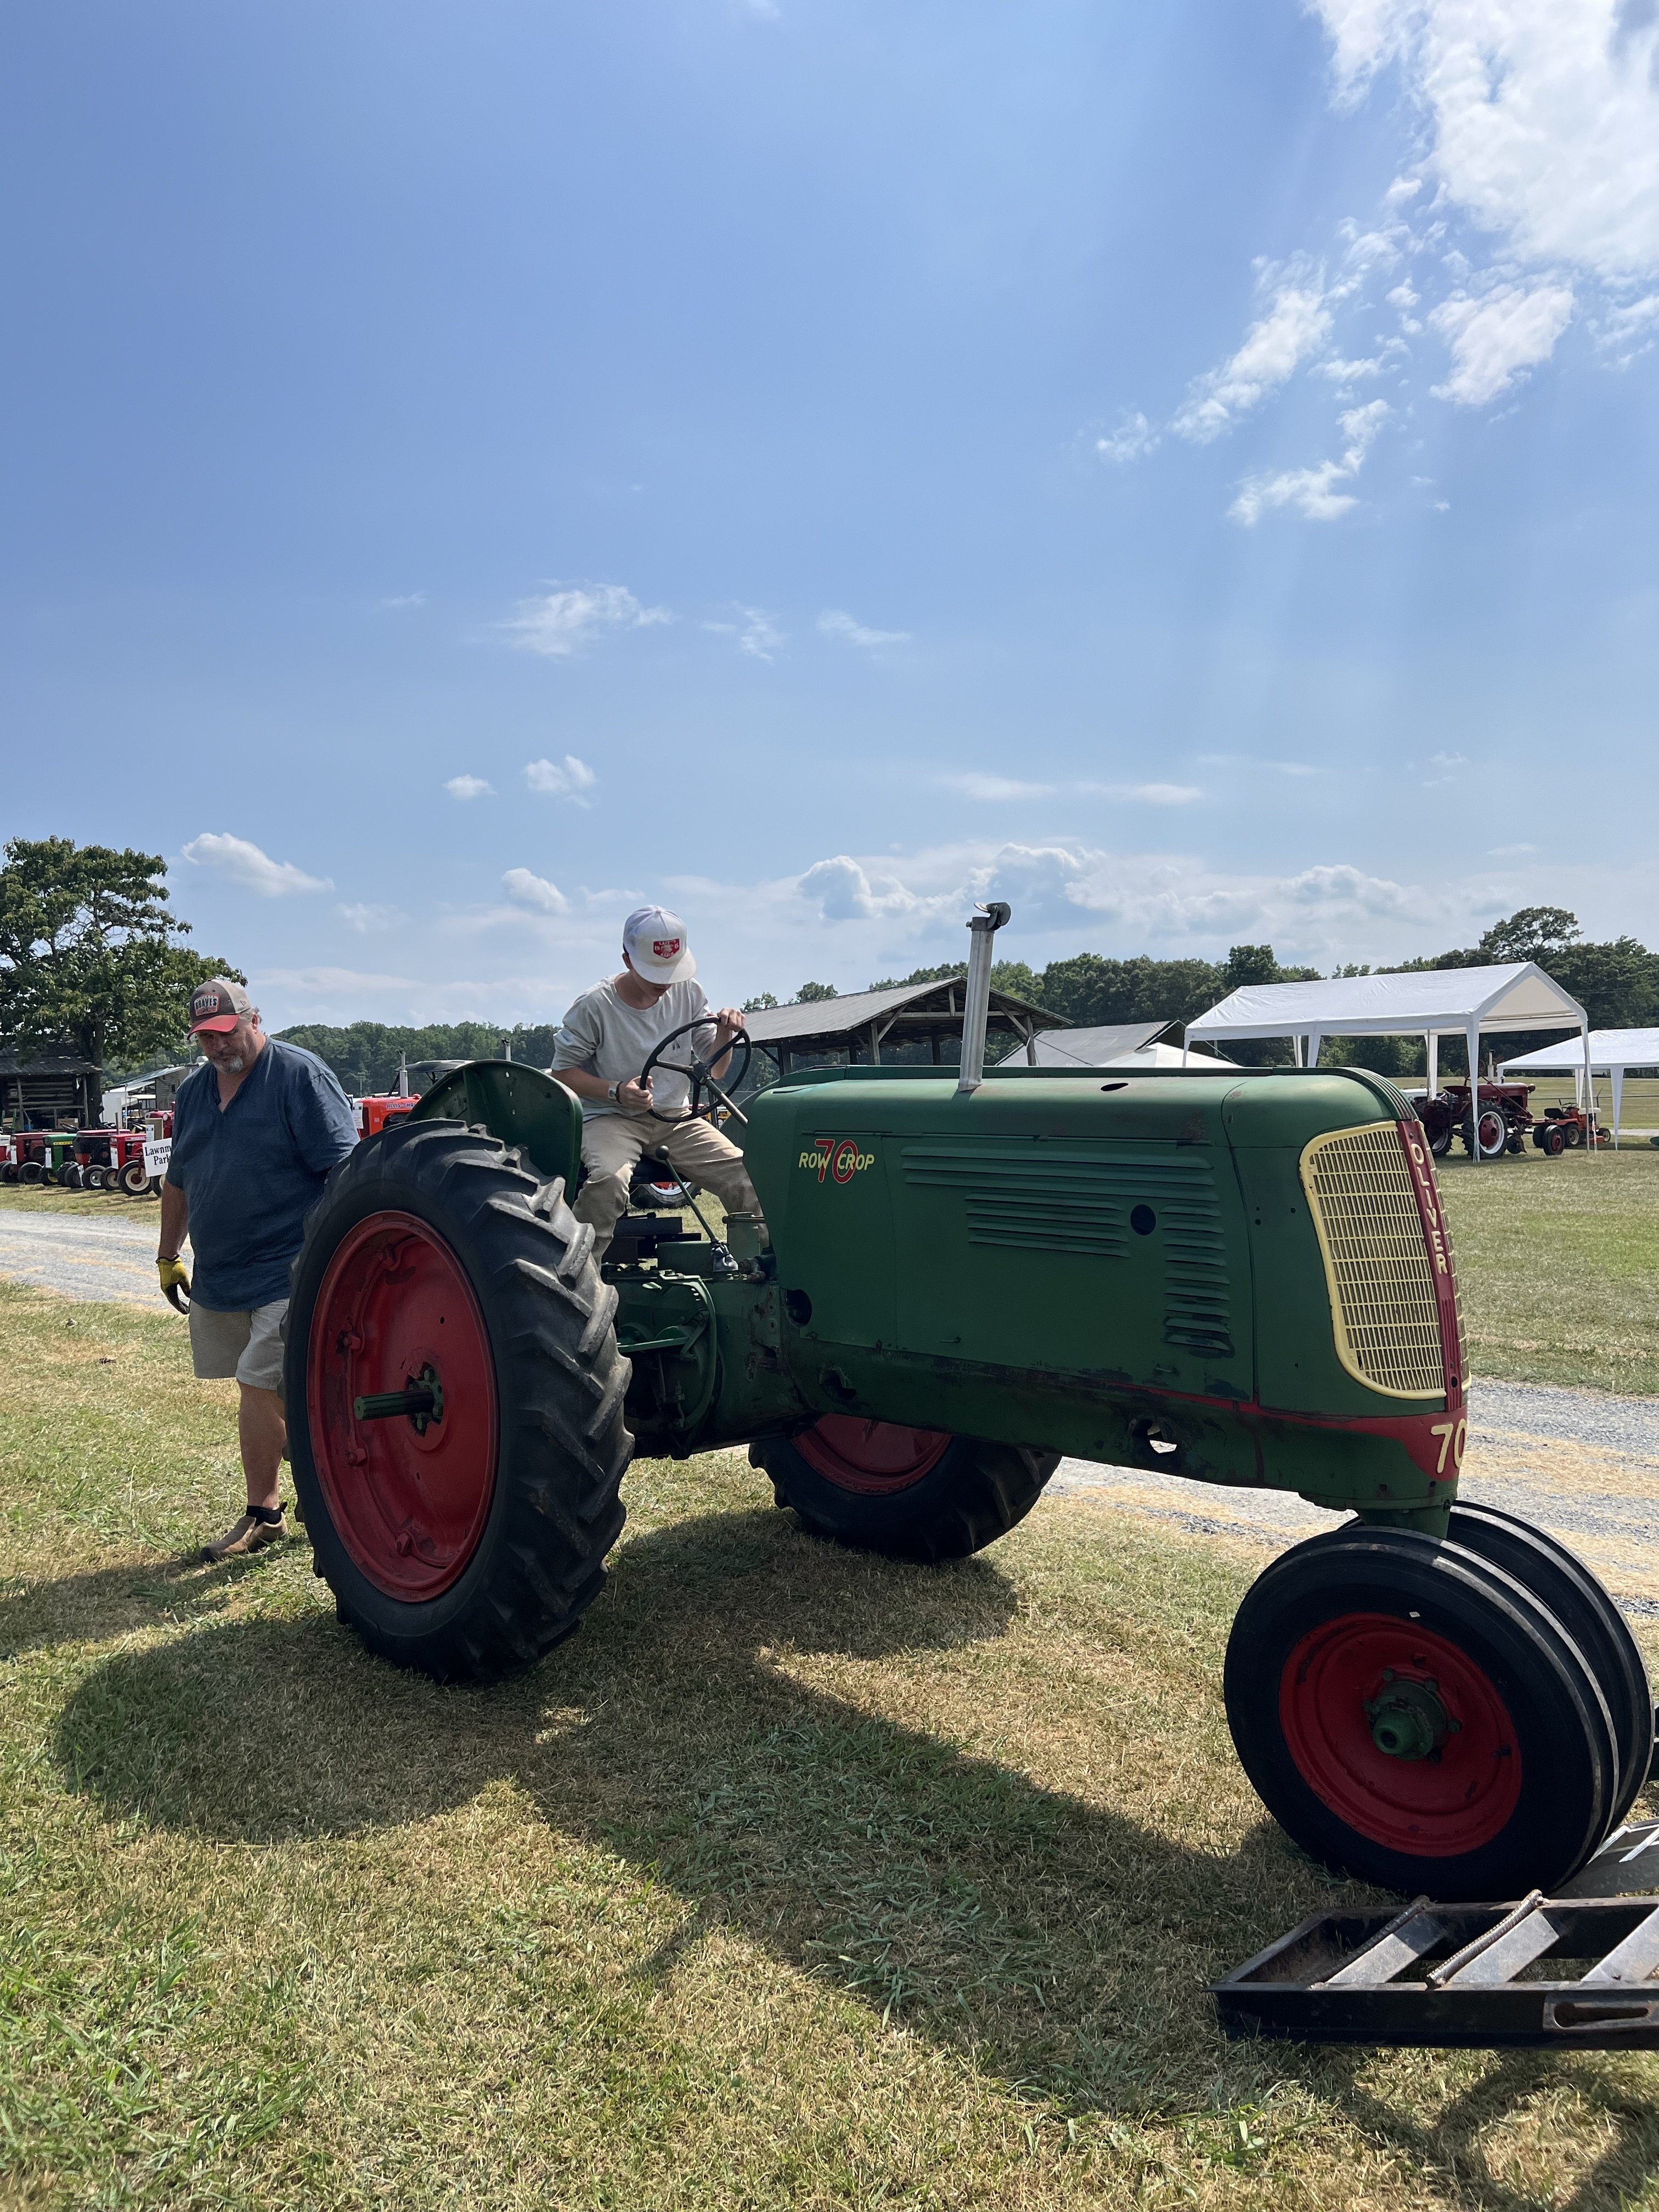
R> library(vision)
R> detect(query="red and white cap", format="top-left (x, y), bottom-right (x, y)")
top-left (622, 905), bottom-right (696, 984)
top-left (188, 976), bottom-right (253, 1034)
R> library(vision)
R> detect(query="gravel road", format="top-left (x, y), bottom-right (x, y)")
top-left (1050, 1379), bottom-right (1659, 1615)
top-left (5, 1207), bottom-right (1659, 1610)
top-left (0, 1207), bottom-right (188, 1307)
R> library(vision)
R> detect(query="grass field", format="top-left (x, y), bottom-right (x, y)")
top-left (1437, 1148), bottom-right (1659, 1397)
top-left (5, 1284), bottom-right (1659, 2209)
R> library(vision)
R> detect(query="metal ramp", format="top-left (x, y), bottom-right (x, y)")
top-left (1215, 1822), bottom-right (1659, 2049)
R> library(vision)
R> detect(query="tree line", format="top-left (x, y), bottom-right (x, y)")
top-left (3, 840), bottom-right (1655, 1092)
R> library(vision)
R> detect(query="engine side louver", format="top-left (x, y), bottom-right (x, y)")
top-left (900, 1144), bottom-right (1234, 1357)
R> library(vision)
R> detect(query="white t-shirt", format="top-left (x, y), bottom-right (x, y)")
top-left (550, 975), bottom-right (710, 1117)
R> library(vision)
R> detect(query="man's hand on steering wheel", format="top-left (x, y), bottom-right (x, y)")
top-left (638, 1014), bottom-right (752, 1122)
top-left (613, 1075), bottom-right (654, 1114)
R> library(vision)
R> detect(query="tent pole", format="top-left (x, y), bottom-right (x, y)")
top-left (1584, 1023), bottom-right (1597, 1160)
top-left (1426, 1031), bottom-right (1438, 1098)
top-left (1611, 1063), bottom-right (1623, 1149)
top-left (1468, 1020), bottom-right (1482, 1164)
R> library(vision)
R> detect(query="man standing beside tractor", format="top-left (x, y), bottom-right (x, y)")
top-left (551, 905), bottom-right (765, 1260)
top-left (157, 978), bottom-right (358, 1562)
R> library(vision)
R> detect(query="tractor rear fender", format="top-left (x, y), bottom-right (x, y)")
top-left (409, 1062), bottom-right (583, 1189)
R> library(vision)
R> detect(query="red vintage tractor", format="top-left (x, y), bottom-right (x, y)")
top-left (1415, 1080), bottom-right (1537, 1160)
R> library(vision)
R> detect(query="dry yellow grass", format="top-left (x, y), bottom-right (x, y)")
top-left (4, 1279), bottom-right (1659, 2208)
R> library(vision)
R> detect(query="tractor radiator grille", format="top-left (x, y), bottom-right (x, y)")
top-left (900, 1145), bottom-right (1234, 1359)
top-left (1299, 1124), bottom-right (1446, 1400)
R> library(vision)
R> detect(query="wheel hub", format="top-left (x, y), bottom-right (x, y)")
top-left (1364, 1669), bottom-right (1458, 1761)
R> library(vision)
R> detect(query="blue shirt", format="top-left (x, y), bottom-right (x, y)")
top-left (167, 1039), bottom-right (358, 1311)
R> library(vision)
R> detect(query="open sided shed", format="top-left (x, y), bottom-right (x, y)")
top-left (1500, 1028), bottom-right (1659, 1144)
top-left (1184, 963), bottom-right (1592, 1161)
top-left (0, 1050), bottom-right (103, 1129)
top-left (740, 979), bottom-right (1063, 1081)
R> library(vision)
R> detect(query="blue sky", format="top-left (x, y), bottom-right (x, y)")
top-left (4, 0), bottom-right (1656, 1028)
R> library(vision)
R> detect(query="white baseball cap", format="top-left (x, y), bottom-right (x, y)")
top-left (623, 905), bottom-right (697, 984)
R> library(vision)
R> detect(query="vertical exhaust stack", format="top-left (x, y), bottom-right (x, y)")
top-left (956, 901), bottom-right (1012, 1094)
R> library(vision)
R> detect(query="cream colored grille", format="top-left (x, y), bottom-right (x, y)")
top-left (1300, 1124), bottom-right (1446, 1400)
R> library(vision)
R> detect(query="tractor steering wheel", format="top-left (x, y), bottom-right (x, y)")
top-left (639, 1016), bottom-right (752, 1125)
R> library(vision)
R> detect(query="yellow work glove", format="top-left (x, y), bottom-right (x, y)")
top-left (157, 1256), bottom-right (190, 1300)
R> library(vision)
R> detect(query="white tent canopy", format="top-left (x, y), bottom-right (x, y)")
top-left (1500, 1028), bottom-right (1659, 1142)
top-left (1184, 963), bottom-right (1592, 1161)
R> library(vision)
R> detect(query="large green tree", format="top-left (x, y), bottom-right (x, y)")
top-left (0, 838), bottom-right (232, 1074)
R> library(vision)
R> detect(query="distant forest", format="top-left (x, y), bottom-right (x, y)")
top-left (274, 908), bottom-right (1659, 1092)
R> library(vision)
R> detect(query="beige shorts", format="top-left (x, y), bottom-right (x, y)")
top-left (189, 1299), bottom-right (288, 1391)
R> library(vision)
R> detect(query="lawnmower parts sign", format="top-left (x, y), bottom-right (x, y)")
top-left (799, 1136), bottom-right (876, 1185)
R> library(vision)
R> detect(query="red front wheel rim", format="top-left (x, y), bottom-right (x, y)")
top-left (795, 1416), bottom-right (953, 1495)
top-left (1280, 1611), bottom-right (1522, 1857)
top-left (306, 1210), bottom-right (499, 1600)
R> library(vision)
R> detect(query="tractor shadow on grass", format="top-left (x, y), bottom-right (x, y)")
top-left (0, 1548), bottom-right (287, 1660)
top-left (54, 1505), bottom-right (1659, 2208)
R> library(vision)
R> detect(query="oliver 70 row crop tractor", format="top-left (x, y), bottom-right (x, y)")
top-left (285, 908), bottom-right (1651, 1904)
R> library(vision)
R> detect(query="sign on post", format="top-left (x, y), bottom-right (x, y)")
top-left (143, 1138), bottom-right (172, 1180)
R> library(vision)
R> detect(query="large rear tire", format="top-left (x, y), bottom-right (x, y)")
top-left (1448, 1500), bottom-right (1653, 1828)
top-left (285, 1117), bottom-right (633, 1681)
top-left (1224, 1526), bottom-right (1617, 1898)
top-left (754, 1416), bottom-right (1058, 1561)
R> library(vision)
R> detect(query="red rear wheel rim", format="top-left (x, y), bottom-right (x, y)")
top-left (1280, 1611), bottom-right (1522, 1857)
top-left (795, 1416), bottom-right (952, 1495)
top-left (306, 1210), bottom-right (499, 1600)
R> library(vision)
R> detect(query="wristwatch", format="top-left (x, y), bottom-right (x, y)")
top-left (606, 1080), bottom-right (622, 1104)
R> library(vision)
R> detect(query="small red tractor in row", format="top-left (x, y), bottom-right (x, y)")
top-left (0, 1122), bottom-right (165, 1194)
top-left (1415, 1081), bottom-right (1606, 1161)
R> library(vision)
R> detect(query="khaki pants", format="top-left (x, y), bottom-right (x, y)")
top-left (574, 1114), bottom-right (765, 1260)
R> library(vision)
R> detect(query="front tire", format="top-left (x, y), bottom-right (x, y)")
top-left (754, 1416), bottom-right (1058, 1561)
top-left (285, 1118), bottom-right (632, 1681)
top-left (1448, 1500), bottom-right (1652, 1829)
top-left (1224, 1527), bottom-right (1617, 1898)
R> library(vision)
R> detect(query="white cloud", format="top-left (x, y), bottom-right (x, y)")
top-left (337, 902), bottom-right (409, 934)
top-left (445, 774), bottom-right (496, 800)
top-left (940, 772), bottom-right (1201, 805)
top-left (941, 772), bottom-right (1053, 802)
top-left (523, 755), bottom-right (598, 803)
top-left (1199, 754), bottom-right (1321, 776)
top-left (502, 583), bottom-right (673, 658)
top-left (1231, 399), bottom-right (1391, 524)
top-left (1312, 0), bottom-right (1659, 283)
top-left (502, 867), bottom-right (571, 916)
top-left (1096, 411), bottom-right (1160, 463)
top-left (181, 833), bottom-right (332, 898)
top-left (1429, 281), bottom-right (1576, 402)
top-left (1172, 274), bottom-right (1334, 442)
top-left (706, 607), bottom-right (784, 661)
top-left (377, 590), bottom-right (426, 610)
top-left (1108, 783), bottom-right (1203, 805)
top-left (798, 855), bottom-right (920, 922)
top-left (1593, 290), bottom-right (1659, 366)
top-left (817, 608), bottom-right (910, 649)
top-left (1489, 842), bottom-right (1538, 857)
top-left (1314, 354), bottom-right (1384, 382)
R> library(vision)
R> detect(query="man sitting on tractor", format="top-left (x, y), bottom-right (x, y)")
top-left (158, 977), bottom-right (359, 1561)
top-left (550, 905), bottom-right (765, 1261)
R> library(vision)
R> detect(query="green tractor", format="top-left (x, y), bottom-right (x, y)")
top-left (285, 907), bottom-right (1650, 1903)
